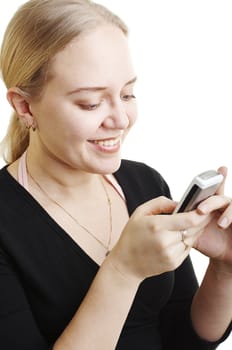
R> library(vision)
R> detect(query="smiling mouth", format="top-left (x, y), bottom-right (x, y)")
top-left (88, 136), bottom-right (121, 148)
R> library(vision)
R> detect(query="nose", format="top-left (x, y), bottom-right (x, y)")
top-left (102, 100), bottom-right (130, 130)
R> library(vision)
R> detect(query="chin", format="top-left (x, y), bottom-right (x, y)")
top-left (93, 157), bottom-right (122, 175)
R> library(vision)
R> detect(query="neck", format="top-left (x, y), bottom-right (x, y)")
top-left (26, 147), bottom-right (100, 190)
top-left (25, 147), bottom-right (114, 258)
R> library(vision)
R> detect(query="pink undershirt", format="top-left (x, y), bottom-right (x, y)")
top-left (17, 151), bottom-right (126, 201)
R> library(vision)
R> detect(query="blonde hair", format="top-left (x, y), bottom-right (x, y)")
top-left (0, 0), bottom-right (128, 164)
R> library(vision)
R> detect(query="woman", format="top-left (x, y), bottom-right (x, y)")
top-left (0, 0), bottom-right (231, 349)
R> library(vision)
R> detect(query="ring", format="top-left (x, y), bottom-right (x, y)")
top-left (180, 230), bottom-right (189, 250)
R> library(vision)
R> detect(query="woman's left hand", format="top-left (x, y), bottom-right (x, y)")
top-left (193, 166), bottom-right (232, 271)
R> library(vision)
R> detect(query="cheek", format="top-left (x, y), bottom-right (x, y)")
top-left (68, 124), bottom-right (94, 141)
top-left (41, 105), bottom-right (101, 140)
top-left (122, 105), bottom-right (138, 142)
top-left (34, 95), bottom-right (107, 145)
top-left (68, 113), bottom-right (104, 140)
top-left (127, 103), bottom-right (138, 126)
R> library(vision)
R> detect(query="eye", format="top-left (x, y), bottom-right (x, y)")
top-left (79, 103), bottom-right (101, 111)
top-left (121, 94), bottom-right (136, 101)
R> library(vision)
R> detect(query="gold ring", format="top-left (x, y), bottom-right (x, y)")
top-left (180, 230), bottom-right (189, 250)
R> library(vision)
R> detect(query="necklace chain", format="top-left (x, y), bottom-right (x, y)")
top-left (28, 170), bottom-right (113, 256)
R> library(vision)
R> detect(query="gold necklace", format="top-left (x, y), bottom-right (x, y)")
top-left (28, 170), bottom-right (113, 256)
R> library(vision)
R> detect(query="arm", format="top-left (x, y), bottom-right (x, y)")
top-left (0, 196), bottom-right (179, 350)
top-left (159, 256), bottom-right (230, 350)
top-left (54, 195), bottom-right (221, 350)
top-left (53, 183), bottom-right (232, 350)
top-left (3, 163), bottom-right (227, 349)
top-left (54, 196), bottom-right (178, 349)
top-left (0, 237), bottom-right (140, 350)
top-left (0, 247), bottom-right (50, 350)
top-left (190, 166), bottom-right (232, 342)
top-left (191, 261), bottom-right (232, 341)
top-left (53, 257), bottom-right (140, 350)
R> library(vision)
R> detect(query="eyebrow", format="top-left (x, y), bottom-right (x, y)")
top-left (67, 76), bottom-right (137, 95)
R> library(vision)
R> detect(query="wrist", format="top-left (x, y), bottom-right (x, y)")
top-left (209, 259), bottom-right (232, 280)
top-left (104, 249), bottom-right (142, 289)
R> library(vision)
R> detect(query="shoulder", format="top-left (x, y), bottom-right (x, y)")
top-left (118, 159), bottom-right (165, 181)
top-left (116, 159), bottom-right (170, 195)
top-left (0, 166), bottom-right (27, 212)
top-left (0, 167), bottom-right (18, 215)
top-left (114, 159), bottom-right (171, 213)
top-left (0, 166), bottom-right (11, 188)
top-left (0, 165), bottom-right (17, 190)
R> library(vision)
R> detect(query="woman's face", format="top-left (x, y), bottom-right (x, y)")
top-left (29, 25), bottom-right (137, 174)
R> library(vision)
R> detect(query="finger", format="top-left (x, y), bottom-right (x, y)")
top-left (179, 227), bottom-right (204, 247)
top-left (197, 195), bottom-right (232, 214)
top-left (217, 202), bottom-right (232, 228)
top-left (147, 209), bottom-right (212, 234)
top-left (170, 229), bottom-right (198, 256)
top-left (171, 209), bottom-right (211, 231)
top-left (178, 229), bottom-right (192, 252)
top-left (216, 166), bottom-right (228, 195)
top-left (136, 196), bottom-right (177, 216)
top-left (168, 236), bottom-right (191, 264)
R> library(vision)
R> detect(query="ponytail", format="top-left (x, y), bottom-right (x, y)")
top-left (1, 112), bottom-right (29, 164)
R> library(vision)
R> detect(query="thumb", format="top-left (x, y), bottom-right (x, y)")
top-left (216, 166), bottom-right (228, 195)
top-left (136, 196), bottom-right (177, 216)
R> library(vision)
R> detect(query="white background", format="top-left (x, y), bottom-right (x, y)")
top-left (0, 1), bottom-right (231, 348)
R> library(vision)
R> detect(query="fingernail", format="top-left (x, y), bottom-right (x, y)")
top-left (218, 216), bottom-right (228, 228)
top-left (198, 203), bottom-right (208, 213)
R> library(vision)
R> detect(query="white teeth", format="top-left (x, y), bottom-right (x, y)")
top-left (91, 137), bottom-right (120, 147)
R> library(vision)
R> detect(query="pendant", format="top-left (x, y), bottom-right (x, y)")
top-left (105, 250), bottom-right (110, 256)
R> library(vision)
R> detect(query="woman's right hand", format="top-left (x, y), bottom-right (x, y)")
top-left (109, 196), bottom-right (213, 283)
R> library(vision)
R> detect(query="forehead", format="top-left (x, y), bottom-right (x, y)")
top-left (49, 25), bottom-right (135, 89)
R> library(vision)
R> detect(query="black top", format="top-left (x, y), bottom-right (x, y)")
top-left (0, 160), bottom-right (230, 349)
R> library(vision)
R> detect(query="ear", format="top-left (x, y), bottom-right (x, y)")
top-left (7, 87), bottom-right (36, 129)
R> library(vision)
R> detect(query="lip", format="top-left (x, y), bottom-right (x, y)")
top-left (88, 135), bottom-right (121, 153)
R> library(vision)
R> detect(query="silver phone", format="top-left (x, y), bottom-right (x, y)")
top-left (173, 170), bottom-right (224, 213)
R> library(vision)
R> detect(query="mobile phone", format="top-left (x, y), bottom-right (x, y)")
top-left (173, 170), bottom-right (224, 213)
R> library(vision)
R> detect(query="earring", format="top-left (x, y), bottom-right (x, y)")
top-left (25, 122), bottom-right (36, 131)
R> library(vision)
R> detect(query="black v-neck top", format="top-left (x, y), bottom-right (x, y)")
top-left (0, 160), bottom-right (230, 349)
